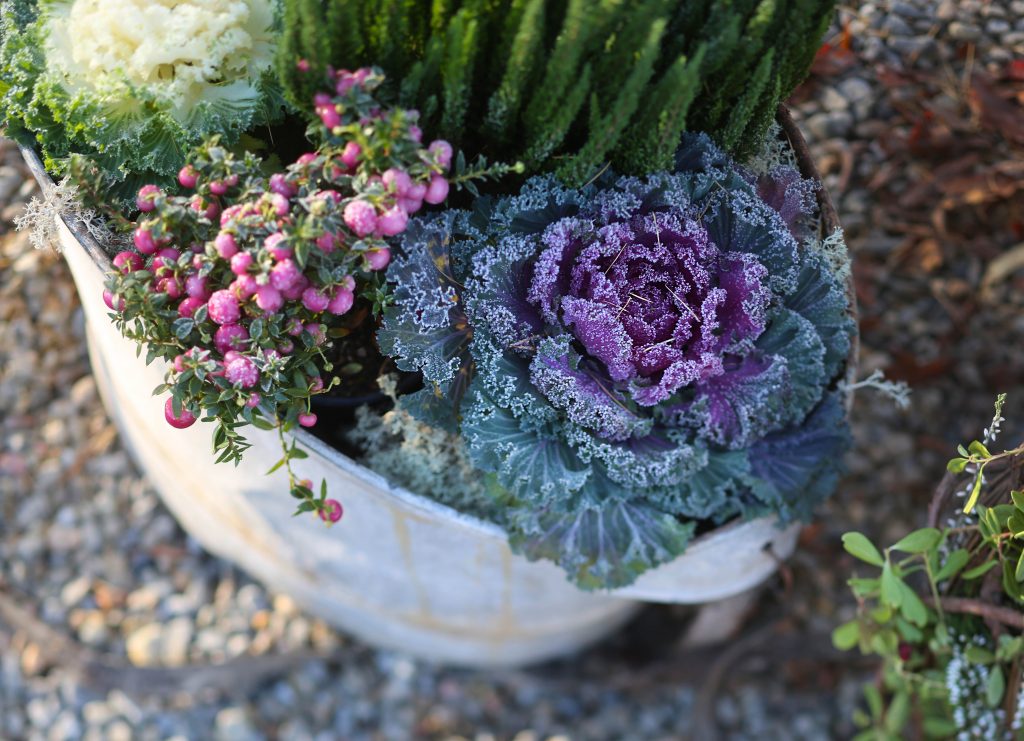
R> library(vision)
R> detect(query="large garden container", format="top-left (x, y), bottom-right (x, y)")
top-left (20, 110), bottom-right (855, 667)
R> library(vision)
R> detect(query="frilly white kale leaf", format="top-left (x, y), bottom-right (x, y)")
top-left (0, 0), bottom-right (283, 202)
top-left (382, 132), bottom-right (856, 589)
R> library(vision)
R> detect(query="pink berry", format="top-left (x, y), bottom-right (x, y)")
top-left (255, 285), bottom-right (284, 314)
top-left (297, 152), bottom-right (318, 166)
top-left (178, 165), bottom-right (199, 189)
top-left (305, 323), bottom-right (326, 345)
top-left (245, 392), bottom-right (261, 408)
top-left (232, 275), bottom-right (258, 299)
top-left (173, 354), bottom-right (187, 373)
top-left (377, 206), bottom-right (408, 237)
top-left (424, 175), bottom-right (450, 205)
top-left (428, 140), bottom-right (454, 169)
top-left (298, 412), bottom-right (317, 428)
top-left (207, 290), bottom-right (241, 325)
top-left (277, 339), bottom-right (294, 354)
top-left (224, 174), bottom-right (239, 188)
top-left (228, 253), bottom-right (251, 276)
top-left (343, 200), bottom-right (377, 237)
top-left (214, 324), bottom-right (249, 353)
top-left (340, 141), bottom-right (361, 169)
top-left (315, 232), bottom-right (338, 253)
top-left (133, 227), bottom-right (157, 255)
top-left (136, 184), bottom-right (161, 212)
top-left (382, 168), bottom-right (413, 196)
top-left (365, 247), bottom-right (391, 271)
top-left (270, 193), bottom-right (290, 217)
top-left (408, 125), bottom-right (423, 143)
top-left (164, 397), bottom-right (197, 429)
top-left (319, 499), bottom-right (343, 523)
top-left (301, 287), bottom-right (330, 312)
top-left (400, 197), bottom-right (423, 215)
top-left (102, 289), bottom-right (124, 311)
top-left (184, 274), bottom-right (209, 299)
top-left (214, 232), bottom-right (238, 258)
top-left (265, 233), bottom-right (292, 260)
top-left (309, 375), bottom-right (325, 393)
top-left (158, 277), bottom-right (182, 298)
top-left (316, 189), bottom-right (342, 204)
top-left (327, 286), bottom-right (355, 315)
top-left (314, 92), bottom-right (332, 107)
top-left (281, 275), bottom-right (309, 301)
top-left (225, 356), bottom-right (259, 388)
top-left (209, 180), bottom-right (229, 196)
top-left (318, 105), bottom-right (341, 129)
top-left (178, 296), bottom-right (204, 318)
top-left (191, 196), bottom-right (220, 222)
top-left (269, 173), bottom-right (297, 198)
top-left (113, 251), bottom-right (144, 273)
top-left (269, 259), bottom-right (301, 292)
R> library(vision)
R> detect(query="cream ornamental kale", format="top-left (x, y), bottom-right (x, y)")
top-left (379, 134), bottom-right (855, 589)
top-left (0, 0), bottom-right (281, 203)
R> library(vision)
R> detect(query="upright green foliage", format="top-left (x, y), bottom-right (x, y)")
top-left (277, 0), bottom-right (835, 181)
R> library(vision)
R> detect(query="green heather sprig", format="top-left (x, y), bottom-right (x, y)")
top-left (277, 0), bottom-right (835, 182)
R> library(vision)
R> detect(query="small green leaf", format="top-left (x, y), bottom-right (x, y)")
top-left (963, 560), bottom-right (999, 580)
top-left (923, 717), bottom-right (959, 738)
top-left (946, 457), bottom-right (968, 473)
top-left (963, 470), bottom-right (985, 514)
top-left (936, 549), bottom-right (970, 581)
top-left (843, 532), bottom-right (885, 567)
top-left (848, 577), bottom-right (880, 598)
top-left (957, 444), bottom-right (970, 457)
top-left (884, 690), bottom-right (910, 734)
top-left (986, 665), bottom-right (1005, 707)
top-left (1003, 559), bottom-right (1023, 602)
top-left (266, 457), bottom-right (286, 475)
top-left (1013, 490), bottom-right (1024, 511)
top-left (251, 416), bottom-right (275, 431)
top-left (892, 528), bottom-right (941, 554)
top-left (969, 440), bottom-right (991, 458)
top-left (863, 683), bottom-right (883, 721)
top-left (832, 620), bottom-right (860, 651)
top-left (881, 562), bottom-right (903, 608)
top-left (898, 581), bottom-right (929, 627)
top-left (1017, 551), bottom-right (1024, 583)
top-left (965, 646), bottom-right (995, 664)
top-left (1009, 512), bottom-right (1024, 537)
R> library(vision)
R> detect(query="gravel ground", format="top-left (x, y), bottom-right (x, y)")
top-left (2, 1), bottom-right (1023, 739)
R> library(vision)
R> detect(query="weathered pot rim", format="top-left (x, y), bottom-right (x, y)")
top-left (16, 107), bottom-right (857, 586)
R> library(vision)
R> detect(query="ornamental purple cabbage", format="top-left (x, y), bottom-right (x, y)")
top-left (380, 134), bottom-right (855, 589)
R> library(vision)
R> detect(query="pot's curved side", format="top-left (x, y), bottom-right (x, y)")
top-left (59, 219), bottom-right (641, 667)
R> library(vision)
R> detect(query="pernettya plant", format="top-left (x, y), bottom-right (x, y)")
top-left (380, 133), bottom-right (856, 588)
top-left (0, 0), bottom-right (282, 202)
top-left (836, 395), bottom-right (1024, 741)
top-left (277, 0), bottom-right (836, 182)
top-left (105, 69), bottom-right (497, 522)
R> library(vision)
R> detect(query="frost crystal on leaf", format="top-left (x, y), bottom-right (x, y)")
top-left (381, 133), bottom-right (856, 588)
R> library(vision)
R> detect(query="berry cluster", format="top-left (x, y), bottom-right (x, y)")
top-left (106, 68), bottom-right (454, 522)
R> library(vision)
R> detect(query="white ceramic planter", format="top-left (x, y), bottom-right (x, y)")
top-left (23, 135), bottom-right (845, 667)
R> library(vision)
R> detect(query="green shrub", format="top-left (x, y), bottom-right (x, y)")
top-left (278, 0), bottom-right (835, 182)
